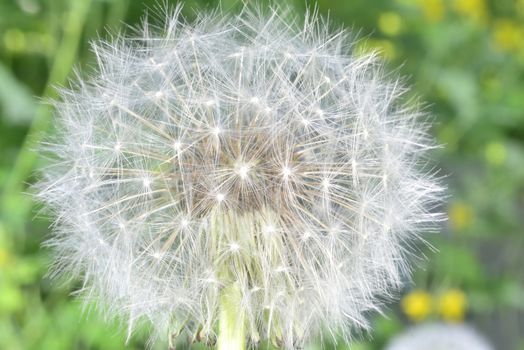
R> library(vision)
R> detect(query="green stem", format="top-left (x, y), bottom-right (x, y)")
top-left (218, 281), bottom-right (245, 350)
top-left (1, 0), bottom-right (92, 211)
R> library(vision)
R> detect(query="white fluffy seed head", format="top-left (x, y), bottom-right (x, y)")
top-left (385, 323), bottom-right (494, 350)
top-left (36, 4), bottom-right (444, 349)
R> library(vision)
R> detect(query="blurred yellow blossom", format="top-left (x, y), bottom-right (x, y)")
top-left (492, 19), bottom-right (524, 53)
top-left (416, 0), bottom-right (445, 23)
top-left (485, 141), bottom-right (507, 166)
top-left (402, 290), bottom-right (433, 322)
top-left (448, 201), bottom-right (474, 231)
top-left (452, 0), bottom-right (488, 23)
top-left (356, 39), bottom-right (397, 61)
top-left (438, 289), bottom-right (467, 322)
top-left (0, 248), bottom-right (10, 268)
top-left (0, 224), bottom-right (13, 269)
top-left (3, 29), bottom-right (26, 52)
top-left (378, 12), bottom-right (403, 36)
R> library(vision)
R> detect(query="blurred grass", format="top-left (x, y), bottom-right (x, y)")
top-left (0, 0), bottom-right (523, 349)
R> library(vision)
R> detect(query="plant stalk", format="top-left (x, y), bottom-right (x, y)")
top-left (218, 281), bottom-right (245, 350)
top-left (1, 0), bottom-right (91, 215)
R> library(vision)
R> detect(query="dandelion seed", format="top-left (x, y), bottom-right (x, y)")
top-left (173, 140), bottom-right (182, 151)
top-left (275, 266), bottom-right (287, 273)
top-left (229, 242), bottom-right (240, 252)
top-left (212, 126), bottom-right (222, 136)
top-left (237, 164), bottom-right (250, 179)
top-left (264, 225), bottom-right (276, 234)
top-left (151, 251), bottom-right (163, 260)
top-left (216, 193), bottom-right (226, 202)
top-left (36, 4), bottom-right (444, 350)
top-left (329, 226), bottom-right (339, 235)
top-left (282, 166), bottom-right (292, 178)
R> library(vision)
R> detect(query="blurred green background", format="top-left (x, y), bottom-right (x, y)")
top-left (1, 0), bottom-right (523, 349)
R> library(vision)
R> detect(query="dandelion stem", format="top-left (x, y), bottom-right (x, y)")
top-left (218, 281), bottom-right (245, 350)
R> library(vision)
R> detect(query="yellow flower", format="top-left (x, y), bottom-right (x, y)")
top-left (452, 0), bottom-right (488, 23)
top-left (3, 29), bottom-right (26, 52)
top-left (419, 0), bottom-right (446, 23)
top-left (448, 201), bottom-right (474, 231)
top-left (356, 39), bottom-right (397, 61)
top-left (0, 249), bottom-right (10, 268)
top-left (378, 12), bottom-right (403, 36)
top-left (485, 141), bottom-right (507, 166)
top-left (438, 289), bottom-right (467, 322)
top-left (492, 19), bottom-right (524, 53)
top-left (402, 290), bottom-right (432, 322)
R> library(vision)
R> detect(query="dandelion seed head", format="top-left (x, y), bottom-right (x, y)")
top-left (385, 323), bottom-right (494, 350)
top-left (37, 4), bottom-right (444, 349)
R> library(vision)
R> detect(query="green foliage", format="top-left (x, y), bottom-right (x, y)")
top-left (1, 0), bottom-right (523, 348)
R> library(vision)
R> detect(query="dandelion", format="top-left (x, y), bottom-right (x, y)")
top-left (401, 290), bottom-right (433, 322)
top-left (385, 323), bottom-right (494, 350)
top-left (36, 4), bottom-right (443, 349)
top-left (437, 289), bottom-right (467, 322)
